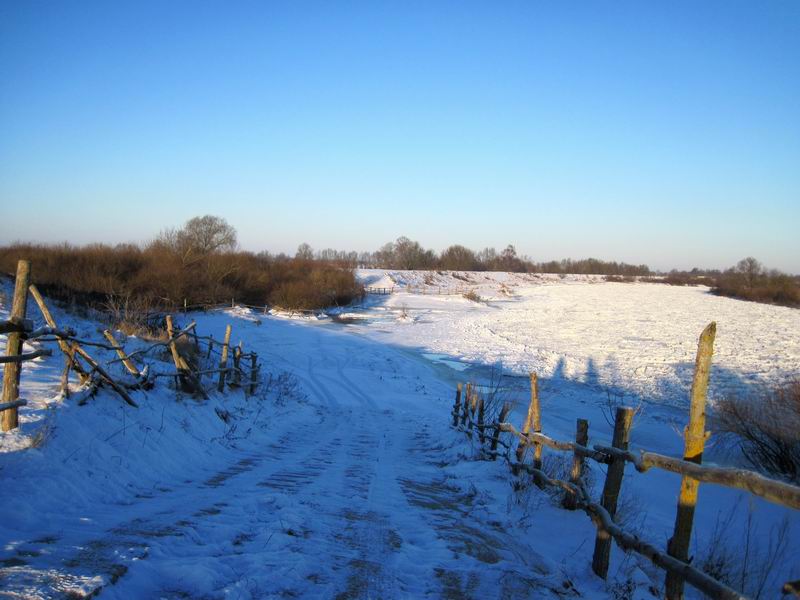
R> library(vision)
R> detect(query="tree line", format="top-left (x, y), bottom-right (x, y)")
top-left (296, 236), bottom-right (653, 276)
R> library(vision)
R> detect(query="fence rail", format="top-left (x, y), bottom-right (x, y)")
top-left (450, 323), bottom-right (800, 600)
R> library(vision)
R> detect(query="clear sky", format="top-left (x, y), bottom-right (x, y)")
top-left (1, 1), bottom-right (798, 272)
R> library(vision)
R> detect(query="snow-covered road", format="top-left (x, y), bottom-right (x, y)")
top-left (1, 308), bottom-right (600, 599)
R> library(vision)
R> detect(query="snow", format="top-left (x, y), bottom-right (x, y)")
top-left (1, 273), bottom-right (798, 598)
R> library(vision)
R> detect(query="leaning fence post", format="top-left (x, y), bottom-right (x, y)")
top-left (452, 383), bottom-right (462, 427)
top-left (29, 284), bottom-right (89, 383)
top-left (665, 322), bottom-right (716, 600)
top-left (592, 406), bottom-right (635, 579)
top-left (514, 373), bottom-right (541, 472)
top-left (563, 418), bottom-right (589, 510)
top-left (490, 402), bottom-right (512, 459)
top-left (206, 334), bottom-right (214, 359)
top-left (217, 324), bottom-right (232, 392)
top-left (2, 260), bottom-right (31, 431)
top-left (103, 330), bottom-right (141, 378)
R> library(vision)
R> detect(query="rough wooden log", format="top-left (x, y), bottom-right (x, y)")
top-left (592, 406), bottom-right (634, 579)
top-left (102, 330), bottom-right (141, 377)
top-left (0, 348), bottom-right (52, 363)
top-left (666, 322), bottom-right (716, 600)
top-left (231, 342), bottom-right (243, 387)
top-left (460, 383), bottom-right (472, 427)
top-left (28, 284), bottom-right (90, 382)
top-left (499, 423), bottom-right (608, 462)
top-left (2, 260), bottom-right (31, 431)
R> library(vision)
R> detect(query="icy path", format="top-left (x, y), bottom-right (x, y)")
top-left (1, 311), bottom-right (594, 599)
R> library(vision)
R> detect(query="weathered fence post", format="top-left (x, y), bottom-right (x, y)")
top-left (477, 395), bottom-right (486, 444)
top-left (490, 402), bottom-right (512, 459)
top-left (231, 342), bottom-right (243, 387)
top-left (592, 406), bottom-right (635, 579)
top-left (563, 418), bottom-right (589, 510)
top-left (665, 322), bottom-right (716, 600)
top-left (2, 260), bottom-right (30, 431)
top-left (460, 383), bottom-right (472, 426)
top-left (248, 353), bottom-right (258, 395)
top-left (217, 324), bottom-right (232, 392)
top-left (452, 383), bottom-right (462, 427)
top-left (103, 330), bottom-right (141, 378)
top-left (514, 373), bottom-right (541, 472)
top-left (165, 315), bottom-right (191, 390)
top-left (206, 334), bottom-right (214, 359)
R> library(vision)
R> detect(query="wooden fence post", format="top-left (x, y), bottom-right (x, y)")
top-left (206, 334), bottom-right (214, 359)
top-left (29, 284), bottom-right (89, 382)
top-left (452, 383), bottom-right (462, 427)
top-left (665, 322), bottom-right (716, 600)
top-left (477, 396), bottom-right (486, 444)
top-left (103, 330), bottom-right (141, 378)
top-left (217, 324), bottom-right (232, 392)
top-left (592, 406), bottom-right (635, 579)
top-left (165, 315), bottom-right (190, 389)
top-left (563, 418), bottom-right (589, 510)
top-left (460, 383), bottom-right (472, 427)
top-left (249, 353), bottom-right (258, 395)
top-left (490, 402), bottom-right (512, 459)
top-left (231, 342), bottom-right (243, 387)
top-left (2, 260), bottom-right (31, 431)
top-left (515, 373), bottom-right (541, 470)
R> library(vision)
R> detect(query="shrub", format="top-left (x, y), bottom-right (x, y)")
top-left (716, 380), bottom-right (800, 482)
top-left (0, 217), bottom-right (362, 321)
top-left (462, 290), bottom-right (482, 303)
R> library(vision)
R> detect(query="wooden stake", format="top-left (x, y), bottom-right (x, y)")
top-left (103, 330), bottom-right (140, 377)
top-left (28, 284), bottom-right (89, 382)
top-left (452, 383), bottom-right (462, 427)
top-left (477, 395), bottom-right (486, 444)
top-left (206, 334), bottom-right (214, 359)
top-left (249, 353), bottom-right (258, 395)
top-left (1, 260), bottom-right (30, 431)
top-left (592, 406), bottom-right (634, 579)
top-left (490, 402), bottom-right (512, 458)
top-left (515, 373), bottom-right (541, 467)
top-left (564, 418), bottom-right (589, 510)
top-left (460, 383), bottom-right (472, 426)
top-left (231, 342), bottom-right (243, 387)
top-left (217, 324), bottom-right (232, 392)
top-left (665, 322), bottom-right (716, 600)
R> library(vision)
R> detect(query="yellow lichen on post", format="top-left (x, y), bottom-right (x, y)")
top-left (515, 372), bottom-right (541, 466)
top-left (217, 324), bottom-right (232, 392)
top-left (665, 322), bottom-right (716, 600)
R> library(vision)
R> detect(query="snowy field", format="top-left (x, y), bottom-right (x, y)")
top-left (1, 273), bottom-right (798, 598)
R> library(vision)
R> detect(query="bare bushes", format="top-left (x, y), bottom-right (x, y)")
top-left (716, 380), bottom-right (800, 482)
top-left (694, 499), bottom-right (792, 599)
top-left (462, 289), bottom-right (483, 303)
top-left (0, 216), bottom-right (363, 320)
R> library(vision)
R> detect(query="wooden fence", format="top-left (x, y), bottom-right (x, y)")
top-left (1, 260), bottom-right (263, 432)
top-left (451, 323), bottom-right (800, 600)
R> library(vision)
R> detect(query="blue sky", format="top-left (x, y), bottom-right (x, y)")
top-left (1, 1), bottom-right (798, 272)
